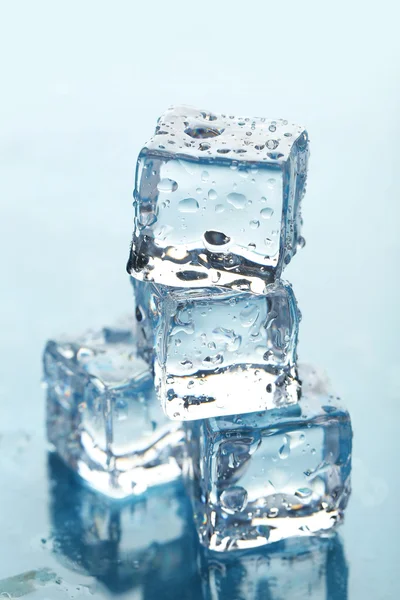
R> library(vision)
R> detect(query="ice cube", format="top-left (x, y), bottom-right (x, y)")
top-left (183, 366), bottom-right (352, 551)
top-left (201, 535), bottom-right (348, 600)
top-left (137, 280), bottom-right (300, 420)
top-left (131, 277), bottom-right (157, 365)
top-left (44, 320), bottom-right (183, 498)
top-left (48, 453), bottom-right (201, 596)
top-left (127, 106), bottom-right (309, 293)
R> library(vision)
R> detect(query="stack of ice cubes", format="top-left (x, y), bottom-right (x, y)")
top-left (44, 106), bottom-right (352, 553)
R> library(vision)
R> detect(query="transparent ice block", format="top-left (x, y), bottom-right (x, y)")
top-left (184, 367), bottom-right (352, 551)
top-left (44, 321), bottom-right (183, 498)
top-left (48, 454), bottom-right (201, 596)
top-left (201, 535), bottom-right (348, 600)
top-left (127, 105), bottom-right (309, 293)
top-left (136, 280), bottom-right (300, 421)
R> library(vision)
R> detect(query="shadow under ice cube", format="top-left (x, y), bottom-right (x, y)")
top-left (184, 367), bottom-right (352, 551)
top-left (134, 280), bottom-right (300, 421)
top-left (44, 322), bottom-right (183, 498)
top-left (127, 105), bottom-right (309, 293)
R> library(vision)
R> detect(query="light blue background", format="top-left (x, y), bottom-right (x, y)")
top-left (0, 1), bottom-right (399, 598)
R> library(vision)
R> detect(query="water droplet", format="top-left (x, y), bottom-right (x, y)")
top-left (208, 189), bottom-right (217, 200)
top-left (266, 140), bottom-right (279, 150)
top-left (178, 197), bottom-right (199, 213)
top-left (180, 359), bottom-right (193, 370)
top-left (295, 487), bottom-right (313, 498)
top-left (138, 211), bottom-right (157, 227)
top-left (239, 304), bottom-right (260, 327)
top-left (260, 207), bottom-right (274, 219)
top-left (268, 124), bottom-right (277, 132)
top-left (217, 148), bottom-right (231, 154)
top-left (199, 142), bottom-right (211, 151)
top-left (279, 435), bottom-right (291, 459)
top-left (157, 178), bottom-right (178, 193)
top-left (249, 220), bottom-right (260, 229)
top-left (185, 125), bottom-right (223, 139)
top-left (268, 507), bottom-right (279, 518)
top-left (202, 353), bottom-right (224, 366)
top-left (174, 338), bottom-right (182, 346)
top-left (322, 405), bottom-right (336, 414)
top-left (227, 192), bottom-right (247, 209)
top-left (264, 238), bottom-right (273, 247)
top-left (213, 327), bottom-right (241, 352)
top-left (267, 178), bottom-right (276, 187)
top-left (298, 236), bottom-right (306, 249)
top-left (204, 230), bottom-right (231, 246)
top-left (284, 132), bottom-right (292, 137)
top-left (220, 486), bottom-right (248, 514)
top-left (215, 204), bottom-right (225, 213)
top-left (266, 383), bottom-right (273, 393)
top-left (201, 171), bottom-right (209, 181)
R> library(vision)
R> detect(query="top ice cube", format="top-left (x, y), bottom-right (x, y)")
top-left (127, 106), bottom-right (309, 293)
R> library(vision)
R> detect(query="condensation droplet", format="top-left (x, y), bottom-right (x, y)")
top-left (220, 486), bottom-right (248, 514)
top-left (201, 171), bottom-right (209, 181)
top-left (215, 204), bottom-right (225, 213)
top-left (279, 435), bottom-right (291, 459)
top-left (260, 207), bottom-right (274, 219)
top-left (180, 359), bottom-right (193, 370)
top-left (249, 220), bottom-right (260, 229)
top-left (227, 192), bottom-right (247, 209)
top-left (157, 178), bottom-right (178, 193)
top-left (266, 140), bottom-right (279, 150)
top-left (298, 236), bottom-right (306, 249)
top-left (208, 189), bottom-right (217, 200)
top-left (178, 197), bottom-right (199, 213)
top-left (239, 304), bottom-right (260, 327)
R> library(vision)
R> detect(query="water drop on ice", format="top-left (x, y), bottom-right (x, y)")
top-left (157, 178), bottom-right (178, 193)
top-left (220, 486), bottom-right (248, 514)
top-left (249, 220), bottom-right (260, 229)
top-left (227, 192), bottom-right (247, 209)
top-left (204, 230), bottom-right (231, 246)
top-left (260, 207), bottom-right (274, 219)
top-left (279, 435), bottom-right (291, 459)
top-left (178, 197), bottom-right (199, 213)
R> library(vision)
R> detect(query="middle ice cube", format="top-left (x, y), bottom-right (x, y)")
top-left (133, 279), bottom-right (301, 421)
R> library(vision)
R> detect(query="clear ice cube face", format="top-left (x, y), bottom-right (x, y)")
top-left (44, 321), bottom-right (183, 498)
top-left (184, 368), bottom-right (352, 551)
top-left (49, 454), bottom-right (201, 596)
top-left (201, 535), bottom-right (348, 600)
top-left (127, 106), bottom-right (309, 293)
top-left (134, 279), bottom-right (300, 421)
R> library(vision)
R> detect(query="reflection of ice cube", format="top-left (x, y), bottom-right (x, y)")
top-left (133, 279), bottom-right (301, 421)
top-left (201, 535), bottom-right (348, 600)
top-left (48, 454), bottom-right (202, 596)
top-left (184, 366), bottom-right (352, 551)
top-left (127, 106), bottom-right (309, 293)
top-left (44, 320), bottom-right (183, 498)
